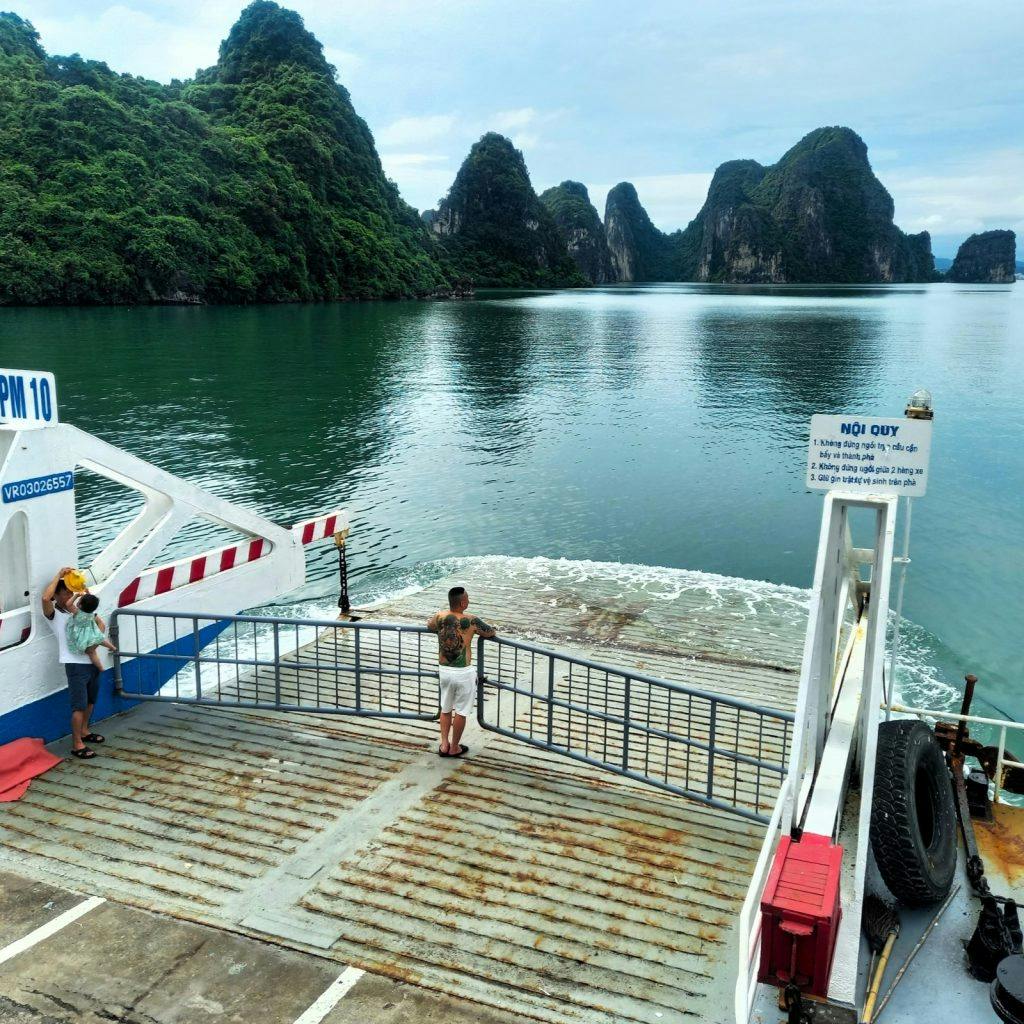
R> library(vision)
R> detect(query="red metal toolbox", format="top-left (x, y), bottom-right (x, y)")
top-left (757, 832), bottom-right (843, 997)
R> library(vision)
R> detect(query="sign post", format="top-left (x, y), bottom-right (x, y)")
top-left (806, 406), bottom-right (934, 713)
top-left (0, 368), bottom-right (59, 429)
top-left (805, 415), bottom-right (931, 496)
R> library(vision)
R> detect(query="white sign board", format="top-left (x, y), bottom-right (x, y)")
top-left (806, 415), bottom-right (932, 496)
top-left (0, 369), bottom-right (58, 429)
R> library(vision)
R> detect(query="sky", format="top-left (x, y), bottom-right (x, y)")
top-left (16, 0), bottom-right (1024, 257)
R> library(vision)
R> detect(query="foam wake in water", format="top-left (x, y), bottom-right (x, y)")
top-left (268, 553), bottom-right (962, 711)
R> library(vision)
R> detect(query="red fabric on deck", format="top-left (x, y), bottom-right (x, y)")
top-left (0, 738), bottom-right (63, 802)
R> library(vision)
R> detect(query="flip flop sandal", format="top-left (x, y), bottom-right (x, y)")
top-left (437, 747), bottom-right (451, 757)
top-left (449, 745), bottom-right (469, 758)
top-left (83, 733), bottom-right (105, 744)
top-left (70, 747), bottom-right (96, 759)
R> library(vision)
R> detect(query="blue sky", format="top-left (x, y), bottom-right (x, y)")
top-left (17, 0), bottom-right (1024, 257)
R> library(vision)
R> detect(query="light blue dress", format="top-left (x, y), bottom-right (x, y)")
top-left (66, 611), bottom-right (105, 654)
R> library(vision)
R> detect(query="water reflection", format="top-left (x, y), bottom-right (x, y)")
top-left (692, 305), bottom-right (883, 418)
top-left (1, 284), bottom-right (1022, 720)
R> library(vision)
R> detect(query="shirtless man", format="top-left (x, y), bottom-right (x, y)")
top-left (427, 586), bottom-right (496, 758)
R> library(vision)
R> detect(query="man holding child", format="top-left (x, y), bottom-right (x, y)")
top-left (41, 567), bottom-right (114, 760)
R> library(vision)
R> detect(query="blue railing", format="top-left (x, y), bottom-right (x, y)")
top-left (111, 608), bottom-right (793, 821)
top-left (478, 634), bottom-right (793, 823)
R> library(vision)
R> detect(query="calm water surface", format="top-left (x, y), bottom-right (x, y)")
top-left (2, 283), bottom-right (1021, 716)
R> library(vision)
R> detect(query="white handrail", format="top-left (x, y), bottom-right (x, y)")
top-left (883, 703), bottom-right (1024, 731)
top-left (734, 774), bottom-right (792, 1024)
top-left (883, 703), bottom-right (1024, 803)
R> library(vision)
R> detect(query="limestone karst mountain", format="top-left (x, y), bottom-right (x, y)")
top-left (946, 230), bottom-right (1017, 283)
top-left (0, 2), bottom-right (449, 304)
top-left (425, 134), bottom-right (584, 288)
top-left (539, 181), bottom-right (615, 284)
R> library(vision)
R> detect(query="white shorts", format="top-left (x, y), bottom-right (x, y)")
top-left (439, 664), bottom-right (477, 717)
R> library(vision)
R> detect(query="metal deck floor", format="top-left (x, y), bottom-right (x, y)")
top-left (0, 565), bottom-right (805, 1024)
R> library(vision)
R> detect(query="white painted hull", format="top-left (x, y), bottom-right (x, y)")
top-left (0, 415), bottom-right (340, 743)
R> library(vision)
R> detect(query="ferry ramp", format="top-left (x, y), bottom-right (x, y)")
top-left (0, 564), bottom-right (804, 1024)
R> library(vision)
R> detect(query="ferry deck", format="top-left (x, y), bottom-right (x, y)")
top-left (0, 564), bottom-right (802, 1024)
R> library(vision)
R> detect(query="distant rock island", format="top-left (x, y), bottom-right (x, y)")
top-left (433, 128), bottom-right (1015, 289)
top-left (423, 133), bottom-right (583, 288)
top-left (539, 181), bottom-right (614, 285)
top-left (671, 129), bottom-right (935, 284)
top-left (946, 230), bottom-right (1017, 283)
top-left (603, 182), bottom-right (675, 282)
top-left (0, 2), bottom-right (1015, 304)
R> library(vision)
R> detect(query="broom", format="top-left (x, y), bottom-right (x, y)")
top-left (861, 894), bottom-right (899, 1023)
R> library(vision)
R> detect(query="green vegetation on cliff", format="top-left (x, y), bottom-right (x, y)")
top-left (539, 181), bottom-right (613, 284)
top-left (610, 129), bottom-right (935, 285)
top-left (674, 128), bottom-right (935, 283)
top-left (427, 134), bottom-right (585, 288)
top-left (0, 3), bottom-right (448, 304)
top-left (946, 229), bottom-right (1016, 283)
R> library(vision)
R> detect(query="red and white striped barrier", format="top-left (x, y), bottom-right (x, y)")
top-left (293, 510), bottom-right (346, 546)
top-left (117, 510), bottom-right (346, 608)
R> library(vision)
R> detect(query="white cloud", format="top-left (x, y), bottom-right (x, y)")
top-left (376, 113), bottom-right (458, 148)
top-left (380, 153), bottom-right (449, 168)
top-left (493, 107), bottom-right (539, 132)
top-left (703, 46), bottom-right (796, 81)
top-left (33, 3), bottom-right (233, 81)
top-left (378, 153), bottom-right (454, 211)
top-left (511, 132), bottom-right (540, 151)
top-left (888, 149), bottom-right (1024, 239)
top-left (323, 47), bottom-right (364, 79)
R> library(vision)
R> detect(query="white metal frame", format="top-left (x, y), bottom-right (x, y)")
top-left (734, 773), bottom-right (793, 1023)
top-left (734, 491), bottom-right (898, 1022)
top-left (0, 422), bottom-right (307, 725)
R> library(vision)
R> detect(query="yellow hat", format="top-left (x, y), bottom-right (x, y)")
top-left (62, 570), bottom-right (88, 594)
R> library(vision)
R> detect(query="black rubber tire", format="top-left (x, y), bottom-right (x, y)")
top-left (870, 719), bottom-right (957, 906)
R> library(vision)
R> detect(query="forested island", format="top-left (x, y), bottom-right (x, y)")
top-left (0, 2), bottom-right (1015, 305)
top-left (0, 3), bottom-right (449, 303)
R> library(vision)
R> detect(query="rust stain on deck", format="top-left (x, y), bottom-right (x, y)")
top-left (976, 802), bottom-right (1024, 886)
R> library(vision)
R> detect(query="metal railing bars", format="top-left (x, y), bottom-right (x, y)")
top-left (112, 608), bottom-right (440, 721)
top-left (478, 634), bottom-right (793, 824)
top-left (481, 718), bottom-right (773, 823)
top-left (112, 607), bottom-right (794, 821)
top-left (483, 676), bottom-right (787, 776)
top-left (114, 647), bottom-right (433, 677)
top-left (483, 633), bottom-right (797, 718)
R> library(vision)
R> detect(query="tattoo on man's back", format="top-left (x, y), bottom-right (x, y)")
top-left (438, 614), bottom-right (466, 664)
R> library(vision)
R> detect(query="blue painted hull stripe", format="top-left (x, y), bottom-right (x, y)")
top-left (0, 620), bottom-right (231, 746)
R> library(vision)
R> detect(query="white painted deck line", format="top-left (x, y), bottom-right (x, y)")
top-left (292, 966), bottom-right (365, 1024)
top-left (0, 895), bottom-right (105, 966)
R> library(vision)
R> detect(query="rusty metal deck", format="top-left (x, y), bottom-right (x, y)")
top-left (0, 559), bottom-right (805, 1023)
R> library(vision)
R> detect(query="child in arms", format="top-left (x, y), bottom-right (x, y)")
top-left (67, 593), bottom-right (117, 670)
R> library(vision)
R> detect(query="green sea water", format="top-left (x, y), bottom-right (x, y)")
top-left (2, 282), bottom-right (1021, 719)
